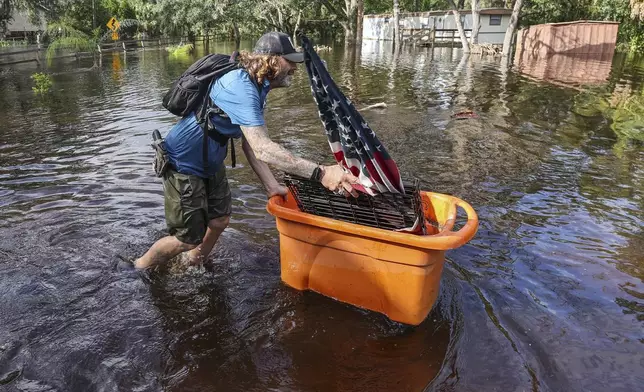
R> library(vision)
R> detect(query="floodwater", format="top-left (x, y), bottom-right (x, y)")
top-left (0, 40), bottom-right (642, 392)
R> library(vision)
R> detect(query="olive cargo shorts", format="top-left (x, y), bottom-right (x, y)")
top-left (163, 165), bottom-right (231, 245)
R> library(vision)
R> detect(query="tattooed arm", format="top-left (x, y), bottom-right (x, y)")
top-left (240, 125), bottom-right (318, 178)
top-left (240, 125), bottom-right (359, 196)
top-left (241, 135), bottom-right (287, 198)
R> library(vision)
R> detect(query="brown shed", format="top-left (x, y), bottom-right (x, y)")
top-left (514, 20), bottom-right (620, 61)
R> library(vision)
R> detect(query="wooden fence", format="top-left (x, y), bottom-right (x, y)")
top-left (0, 36), bottom-right (193, 67)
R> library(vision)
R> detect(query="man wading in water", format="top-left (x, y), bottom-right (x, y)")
top-left (134, 32), bottom-right (358, 269)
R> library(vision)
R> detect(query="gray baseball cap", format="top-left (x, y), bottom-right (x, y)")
top-left (253, 32), bottom-right (304, 63)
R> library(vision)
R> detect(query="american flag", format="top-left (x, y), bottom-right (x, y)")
top-left (301, 35), bottom-right (405, 196)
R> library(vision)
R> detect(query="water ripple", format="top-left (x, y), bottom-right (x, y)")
top-left (0, 43), bottom-right (642, 392)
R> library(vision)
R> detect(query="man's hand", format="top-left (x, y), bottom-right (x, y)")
top-left (320, 165), bottom-right (359, 198)
top-left (267, 185), bottom-right (288, 199)
top-left (239, 125), bottom-right (360, 198)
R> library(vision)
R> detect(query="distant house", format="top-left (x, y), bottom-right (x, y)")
top-left (363, 8), bottom-right (512, 45)
top-left (2, 9), bottom-right (47, 40)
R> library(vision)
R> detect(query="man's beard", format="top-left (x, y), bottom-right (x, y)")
top-left (271, 71), bottom-right (293, 88)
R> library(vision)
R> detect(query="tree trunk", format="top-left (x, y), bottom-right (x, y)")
top-left (356, 0), bottom-right (364, 46)
top-left (343, 38), bottom-right (357, 99)
top-left (318, 0), bottom-right (357, 44)
top-left (393, 0), bottom-right (400, 46)
top-left (471, 0), bottom-right (480, 44)
top-left (502, 0), bottom-right (523, 57)
top-left (447, 0), bottom-right (470, 53)
top-left (276, 6), bottom-right (284, 30)
top-left (292, 10), bottom-right (302, 43)
top-left (344, 25), bottom-right (356, 45)
top-left (266, 13), bottom-right (279, 30)
top-left (232, 21), bottom-right (240, 51)
top-left (344, 0), bottom-right (358, 45)
top-left (387, 41), bottom-right (400, 92)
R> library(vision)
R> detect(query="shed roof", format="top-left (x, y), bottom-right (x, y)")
top-left (480, 8), bottom-right (513, 15)
top-left (364, 7), bottom-right (513, 18)
top-left (542, 20), bottom-right (620, 26)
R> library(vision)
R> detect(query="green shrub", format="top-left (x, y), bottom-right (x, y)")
top-left (31, 72), bottom-right (53, 94)
top-left (166, 43), bottom-right (194, 57)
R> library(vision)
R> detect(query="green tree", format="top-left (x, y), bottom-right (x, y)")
top-left (316, 0), bottom-right (362, 44)
top-left (49, 0), bottom-right (108, 34)
top-left (364, 0), bottom-right (450, 14)
top-left (1, 0), bottom-right (57, 33)
top-left (521, 0), bottom-right (644, 52)
top-left (1, 0), bottom-right (14, 32)
top-left (44, 21), bottom-right (101, 65)
top-left (223, 0), bottom-right (261, 49)
top-left (102, 0), bottom-right (135, 20)
top-left (254, 0), bottom-right (309, 42)
top-left (128, 0), bottom-right (161, 35)
top-left (632, 0), bottom-right (644, 19)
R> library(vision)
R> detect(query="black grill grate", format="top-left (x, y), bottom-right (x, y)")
top-left (284, 174), bottom-right (429, 234)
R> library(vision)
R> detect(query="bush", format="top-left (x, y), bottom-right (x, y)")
top-left (166, 43), bottom-right (194, 57)
top-left (31, 72), bottom-right (53, 94)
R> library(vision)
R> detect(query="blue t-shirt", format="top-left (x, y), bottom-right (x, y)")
top-left (164, 69), bottom-right (271, 177)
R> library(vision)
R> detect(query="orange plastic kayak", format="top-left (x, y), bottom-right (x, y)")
top-left (266, 190), bottom-right (479, 325)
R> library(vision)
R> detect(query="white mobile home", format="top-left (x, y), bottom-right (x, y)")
top-left (363, 8), bottom-right (512, 45)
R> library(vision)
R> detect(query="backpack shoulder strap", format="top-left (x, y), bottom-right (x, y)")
top-left (199, 52), bottom-right (242, 173)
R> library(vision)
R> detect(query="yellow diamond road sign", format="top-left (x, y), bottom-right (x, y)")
top-left (106, 17), bottom-right (120, 31)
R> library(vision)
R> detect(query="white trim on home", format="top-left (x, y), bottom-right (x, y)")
top-left (363, 8), bottom-right (511, 45)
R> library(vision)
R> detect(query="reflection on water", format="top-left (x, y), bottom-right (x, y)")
top-left (515, 52), bottom-right (615, 86)
top-left (0, 39), bottom-right (642, 392)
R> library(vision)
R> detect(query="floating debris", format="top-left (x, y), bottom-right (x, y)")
top-left (314, 44), bottom-right (332, 52)
top-left (451, 110), bottom-right (479, 119)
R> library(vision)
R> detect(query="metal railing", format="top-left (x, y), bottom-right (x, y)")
top-left (402, 28), bottom-right (473, 47)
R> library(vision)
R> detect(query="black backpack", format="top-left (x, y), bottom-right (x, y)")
top-left (161, 52), bottom-right (242, 171)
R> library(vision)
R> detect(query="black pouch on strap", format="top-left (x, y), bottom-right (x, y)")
top-left (151, 129), bottom-right (169, 177)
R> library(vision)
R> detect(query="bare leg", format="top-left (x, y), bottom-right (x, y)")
top-left (185, 215), bottom-right (230, 265)
top-left (134, 236), bottom-right (197, 269)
